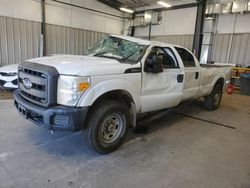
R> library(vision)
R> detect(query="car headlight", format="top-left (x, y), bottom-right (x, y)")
top-left (57, 75), bottom-right (91, 106)
top-left (0, 72), bottom-right (17, 77)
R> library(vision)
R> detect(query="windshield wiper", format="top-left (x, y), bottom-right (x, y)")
top-left (93, 50), bottom-right (111, 57)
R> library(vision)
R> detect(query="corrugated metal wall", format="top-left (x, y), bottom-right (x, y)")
top-left (1, 15), bottom-right (250, 67)
top-left (151, 35), bottom-right (194, 50)
top-left (0, 16), bottom-right (107, 67)
top-left (46, 24), bottom-right (106, 55)
top-left (210, 33), bottom-right (250, 66)
top-left (135, 35), bottom-right (194, 50)
top-left (0, 16), bottom-right (41, 66)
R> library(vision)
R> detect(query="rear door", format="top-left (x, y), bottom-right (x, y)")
top-left (141, 46), bottom-right (184, 113)
top-left (174, 47), bottom-right (201, 101)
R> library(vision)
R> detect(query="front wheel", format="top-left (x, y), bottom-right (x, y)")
top-left (204, 83), bottom-right (223, 110)
top-left (83, 100), bottom-right (128, 154)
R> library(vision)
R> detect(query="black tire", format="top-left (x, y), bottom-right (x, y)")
top-left (83, 100), bottom-right (129, 154)
top-left (204, 83), bottom-right (223, 110)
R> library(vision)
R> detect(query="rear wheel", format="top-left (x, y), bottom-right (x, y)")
top-left (204, 83), bottom-right (223, 110)
top-left (83, 100), bottom-right (128, 154)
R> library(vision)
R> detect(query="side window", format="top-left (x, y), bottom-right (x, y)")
top-left (175, 47), bottom-right (196, 67)
top-left (162, 48), bottom-right (179, 68)
top-left (146, 47), bottom-right (164, 64)
top-left (146, 47), bottom-right (179, 68)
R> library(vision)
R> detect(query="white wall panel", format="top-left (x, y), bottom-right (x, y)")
top-left (216, 14), bottom-right (250, 34)
top-left (135, 7), bottom-right (197, 36)
top-left (0, 0), bottom-right (125, 35)
top-left (151, 35), bottom-right (194, 50)
top-left (0, 0), bottom-right (125, 66)
top-left (0, 16), bottom-right (107, 66)
top-left (234, 14), bottom-right (250, 33)
top-left (45, 0), bottom-right (124, 34)
top-left (0, 0), bottom-right (41, 22)
top-left (210, 33), bottom-right (250, 66)
top-left (216, 14), bottom-right (236, 34)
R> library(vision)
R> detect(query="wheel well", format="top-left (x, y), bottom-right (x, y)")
top-left (92, 90), bottom-right (134, 108)
top-left (215, 78), bottom-right (224, 87)
top-left (82, 90), bottom-right (135, 129)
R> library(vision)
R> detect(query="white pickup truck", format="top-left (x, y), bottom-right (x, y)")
top-left (14, 35), bottom-right (231, 154)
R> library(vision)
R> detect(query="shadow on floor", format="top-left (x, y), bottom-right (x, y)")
top-left (24, 99), bottom-right (205, 158)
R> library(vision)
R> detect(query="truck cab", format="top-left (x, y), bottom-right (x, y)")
top-left (14, 35), bottom-right (231, 154)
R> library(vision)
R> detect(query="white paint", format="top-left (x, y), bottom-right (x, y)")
top-left (135, 7), bottom-right (197, 36)
top-left (27, 55), bottom-right (134, 76)
top-left (0, 0), bottom-right (125, 34)
top-left (25, 35), bottom-right (231, 114)
top-left (0, 152), bottom-right (12, 161)
top-left (216, 14), bottom-right (250, 33)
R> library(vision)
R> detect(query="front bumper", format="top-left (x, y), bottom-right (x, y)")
top-left (0, 75), bottom-right (18, 89)
top-left (13, 90), bottom-right (88, 131)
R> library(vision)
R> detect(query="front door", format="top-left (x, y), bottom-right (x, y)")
top-left (141, 46), bottom-right (184, 113)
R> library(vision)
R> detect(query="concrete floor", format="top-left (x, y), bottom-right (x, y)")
top-left (0, 94), bottom-right (250, 188)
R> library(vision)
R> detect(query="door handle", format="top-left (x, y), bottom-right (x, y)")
top-left (177, 74), bottom-right (184, 83)
top-left (195, 72), bottom-right (199, 79)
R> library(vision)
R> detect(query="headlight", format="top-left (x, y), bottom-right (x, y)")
top-left (0, 72), bottom-right (17, 77)
top-left (57, 75), bottom-right (91, 106)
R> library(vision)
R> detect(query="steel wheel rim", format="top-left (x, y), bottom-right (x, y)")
top-left (99, 113), bottom-right (123, 144)
top-left (214, 92), bottom-right (221, 106)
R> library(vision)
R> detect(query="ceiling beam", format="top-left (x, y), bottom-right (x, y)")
top-left (97, 0), bottom-right (123, 10)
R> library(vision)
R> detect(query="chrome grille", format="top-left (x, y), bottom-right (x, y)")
top-left (18, 62), bottom-right (59, 107)
top-left (18, 68), bottom-right (48, 106)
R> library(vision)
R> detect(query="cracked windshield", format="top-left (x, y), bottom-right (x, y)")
top-left (86, 36), bottom-right (147, 62)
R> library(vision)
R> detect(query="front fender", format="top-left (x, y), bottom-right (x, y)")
top-left (77, 79), bottom-right (141, 111)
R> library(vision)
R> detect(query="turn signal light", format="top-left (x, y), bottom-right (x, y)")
top-left (79, 83), bottom-right (90, 91)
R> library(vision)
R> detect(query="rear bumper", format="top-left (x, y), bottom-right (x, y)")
top-left (13, 90), bottom-right (88, 131)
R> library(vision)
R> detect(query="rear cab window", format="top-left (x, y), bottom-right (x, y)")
top-left (175, 47), bottom-right (196, 67)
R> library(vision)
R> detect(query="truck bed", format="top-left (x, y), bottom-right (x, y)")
top-left (197, 64), bottom-right (232, 97)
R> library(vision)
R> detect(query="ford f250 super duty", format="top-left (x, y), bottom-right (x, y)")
top-left (14, 35), bottom-right (232, 154)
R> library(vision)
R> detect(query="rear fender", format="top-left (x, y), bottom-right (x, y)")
top-left (208, 73), bottom-right (225, 94)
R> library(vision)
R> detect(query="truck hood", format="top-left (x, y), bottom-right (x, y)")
top-left (27, 55), bottom-right (139, 76)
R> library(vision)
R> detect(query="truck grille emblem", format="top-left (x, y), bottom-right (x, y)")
top-left (23, 78), bottom-right (32, 90)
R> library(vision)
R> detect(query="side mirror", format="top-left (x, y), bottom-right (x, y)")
top-left (144, 56), bottom-right (163, 73)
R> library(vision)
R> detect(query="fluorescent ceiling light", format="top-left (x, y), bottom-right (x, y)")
top-left (120, 7), bottom-right (134, 13)
top-left (157, 1), bottom-right (172, 8)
